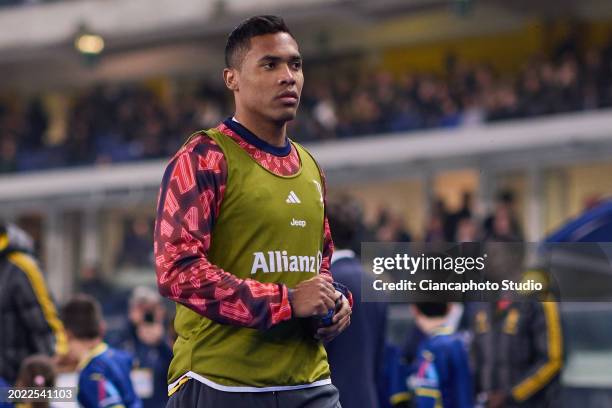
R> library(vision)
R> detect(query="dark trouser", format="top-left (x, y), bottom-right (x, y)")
top-left (166, 380), bottom-right (342, 408)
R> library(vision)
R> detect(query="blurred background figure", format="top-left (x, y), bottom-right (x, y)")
top-left (110, 286), bottom-right (172, 408)
top-left (424, 200), bottom-right (448, 243)
top-left (470, 297), bottom-right (563, 408)
top-left (78, 264), bottom-right (130, 343)
top-left (483, 191), bottom-right (523, 242)
top-left (325, 195), bottom-right (387, 408)
top-left (77, 264), bottom-right (112, 302)
top-left (391, 302), bottom-right (473, 408)
top-left (376, 209), bottom-right (412, 243)
top-left (0, 223), bottom-right (66, 386)
top-left (61, 294), bottom-right (142, 408)
top-left (14, 354), bottom-right (57, 408)
top-left (117, 217), bottom-right (154, 269)
top-left (446, 192), bottom-right (473, 241)
top-left (456, 217), bottom-right (479, 243)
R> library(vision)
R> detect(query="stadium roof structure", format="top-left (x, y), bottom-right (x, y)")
top-left (2, 0), bottom-right (612, 90)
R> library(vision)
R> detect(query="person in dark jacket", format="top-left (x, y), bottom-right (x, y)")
top-left (325, 196), bottom-right (388, 408)
top-left (0, 223), bottom-right (67, 385)
top-left (470, 296), bottom-right (563, 408)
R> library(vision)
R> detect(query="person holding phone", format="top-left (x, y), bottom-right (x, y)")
top-left (111, 286), bottom-right (173, 408)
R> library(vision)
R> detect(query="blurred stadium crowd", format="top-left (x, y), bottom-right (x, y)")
top-left (2, 33), bottom-right (612, 173)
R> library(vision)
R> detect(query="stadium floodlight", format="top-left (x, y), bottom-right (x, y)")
top-left (74, 24), bottom-right (105, 56)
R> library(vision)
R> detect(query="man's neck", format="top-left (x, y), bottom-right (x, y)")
top-left (233, 111), bottom-right (287, 147)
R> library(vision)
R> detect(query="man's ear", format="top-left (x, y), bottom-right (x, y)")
top-left (223, 68), bottom-right (239, 92)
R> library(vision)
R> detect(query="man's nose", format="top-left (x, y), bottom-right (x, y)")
top-left (278, 64), bottom-right (296, 86)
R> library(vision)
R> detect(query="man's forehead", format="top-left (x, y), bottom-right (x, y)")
top-left (246, 32), bottom-right (300, 59)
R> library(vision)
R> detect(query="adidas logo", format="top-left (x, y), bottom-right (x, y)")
top-left (286, 191), bottom-right (301, 204)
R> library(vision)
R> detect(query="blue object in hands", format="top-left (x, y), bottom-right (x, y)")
top-left (319, 295), bottom-right (343, 327)
top-left (320, 308), bottom-right (335, 327)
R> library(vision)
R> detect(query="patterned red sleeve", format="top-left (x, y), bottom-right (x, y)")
top-left (318, 167), bottom-right (354, 308)
top-left (320, 217), bottom-right (334, 283)
top-left (154, 135), bottom-right (292, 329)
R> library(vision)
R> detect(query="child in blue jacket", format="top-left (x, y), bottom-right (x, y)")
top-left (391, 302), bottom-right (474, 408)
top-left (61, 295), bottom-right (142, 408)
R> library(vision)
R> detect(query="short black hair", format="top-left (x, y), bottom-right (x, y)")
top-left (414, 302), bottom-right (449, 318)
top-left (61, 294), bottom-right (103, 340)
top-left (225, 15), bottom-right (293, 68)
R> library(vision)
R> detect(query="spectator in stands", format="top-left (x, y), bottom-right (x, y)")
top-left (487, 82), bottom-right (521, 122)
top-left (0, 223), bottom-right (67, 386)
top-left (325, 196), bottom-right (387, 408)
top-left (111, 286), bottom-right (172, 408)
top-left (4, 34), bottom-right (612, 172)
top-left (375, 210), bottom-right (412, 242)
top-left (445, 191), bottom-right (473, 241)
top-left (118, 217), bottom-right (154, 268)
top-left (425, 199), bottom-right (448, 243)
top-left (493, 206), bottom-right (520, 241)
top-left (483, 191), bottom-right (523, 241)
top-left (424, 214), bottom-right (446, 243)
top-left (583, 48), bottom-right (604, 109)
top-left (455, 216), bottom-right (479, 242)
top-left (78, 264), bottom-right (130, 339)
top-left (518, 61), bottom-right (548, 117)
top-left (78, 264), bottom-right (112, 302)
top-left (600, 35), bottom-right (612, 107)
top-left (0, 132), bottom-right (17, 173)
top-left (310, 86), bottom-right (338, 139)
top-left (22, 98), bottom-right (48, 151)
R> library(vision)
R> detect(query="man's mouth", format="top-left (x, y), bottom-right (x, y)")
top-left (277, 91), bottom-right (299, 104)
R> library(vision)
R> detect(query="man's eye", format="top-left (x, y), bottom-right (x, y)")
top-left (292, 62), bottom-right (302, 70)
top-left (264, 63), bottom-right (275, 69)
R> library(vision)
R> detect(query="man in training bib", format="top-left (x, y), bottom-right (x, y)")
top-left (154, 15), bottom-right (352, 408)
